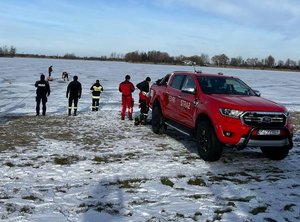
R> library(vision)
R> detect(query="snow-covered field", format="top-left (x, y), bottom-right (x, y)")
top-left (0, 58), bottom-right (300, 221)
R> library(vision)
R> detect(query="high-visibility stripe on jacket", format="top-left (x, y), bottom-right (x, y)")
top-left (90, 83), bottom-right (103, 99)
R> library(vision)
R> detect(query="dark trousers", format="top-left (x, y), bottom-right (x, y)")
top-left (68, 97), bottom-right (78, 115)
top-left (139, 100), bottom-right (149, 114)
top-left (36, 96), bottom-right (47, 115)
top-left (139, 99), bottom-right (149, 124)
top-left (92, 99), bottom-right (100, 111)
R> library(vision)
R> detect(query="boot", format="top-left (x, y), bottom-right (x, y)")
top-left (73, 110), bottom-right (77, 116)
top-left (141, 114), bottom-right (147, 125)
top-left (68, 109), bottom-right (71, 116)
top-left (134, 117), bottom-right (140, 125)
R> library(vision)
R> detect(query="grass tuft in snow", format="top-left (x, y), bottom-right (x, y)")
top-left (53, 155), bottom-right (81, 165)
top-left (160, 177), bottom-right (174, 187)
top-left (79, 202), bottom-right (120, 215)
top-left (131, 199), bottom-right (157, 205)
top-left (20, 206), bottom-right (34, 214)
top-left (92, 152), bottom-right (139, 164)
top-left (119, 179), bottom-right (143, 189)
top-left (22, 195), bottom-right (42, 202)
top-left (224, 196), bottom-right (256, 202)
top-left (92, 156), bottom-right (108, 163)
top-left (283, 203), bottom-right (296, 211)
top-left (187, 177), bottom-right (206, 186)
top-left (214, 207), bottom-right (233, 214)
top-left (109, 178), bottom-right (147, 189)
top-left (263, 218), bottom-right (277, 222)
top-left (249, 205), bottom-right (268, 215)
top-left (4, 162), bottom-right (15, 167)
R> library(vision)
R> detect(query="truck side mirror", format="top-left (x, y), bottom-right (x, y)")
top-left (254, 90), bottom-right (261, 97)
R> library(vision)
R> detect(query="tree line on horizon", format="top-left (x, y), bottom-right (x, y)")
top-left (124, 50), bottom-right (300, 70)
top-left (0, 45), bottom-right (16, 57)
top-left (1, 45), bottom-right (300, 71)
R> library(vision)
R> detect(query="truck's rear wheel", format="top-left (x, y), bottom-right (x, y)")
top-left (196, 120), bottom-right (223, 161)
top-left (152, 105), bottom-right (166, 134)
top-left (260, 146), bottom-right (289, 160)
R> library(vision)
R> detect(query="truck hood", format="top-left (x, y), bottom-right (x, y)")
top-left (207, 94), bottom-right (286, 112)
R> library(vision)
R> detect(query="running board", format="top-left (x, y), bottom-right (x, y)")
top-left (165, 121), bottom-right (192, 136)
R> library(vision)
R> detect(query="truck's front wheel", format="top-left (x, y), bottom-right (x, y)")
top-left (152, 105), bottom-right (166, 134)
top-left (196, 120), bottom-right (223, 161)
top-left (260, 146), bottom-right (290, 160)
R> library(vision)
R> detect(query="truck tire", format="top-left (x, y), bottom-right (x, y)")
top-left (260, 146), bottom-right (289, 160)
top-left (196, 120), bottom-right (223, 161)
top-left (152, 105), bottom-right (166, 134)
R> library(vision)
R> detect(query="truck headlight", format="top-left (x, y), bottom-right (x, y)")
top-left (220, 108), bottom-right (244, 118)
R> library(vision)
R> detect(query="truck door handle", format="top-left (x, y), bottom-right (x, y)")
top-left (177, 95), bottom-right (182, 99)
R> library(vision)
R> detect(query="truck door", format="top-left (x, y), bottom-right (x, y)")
top-left (165, 74), bottom-right (185, 121)
top-left (177, 75), bottom-right (198, 128)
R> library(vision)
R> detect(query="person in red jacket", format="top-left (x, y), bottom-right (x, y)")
top-left (119, 75), bottom-right (135, 120)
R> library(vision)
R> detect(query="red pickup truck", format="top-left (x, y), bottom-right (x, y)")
top-left (149, 71), bottom-right (293, 161)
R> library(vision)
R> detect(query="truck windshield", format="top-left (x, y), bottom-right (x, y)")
top-left (198, 76), bottom-right (256, 96)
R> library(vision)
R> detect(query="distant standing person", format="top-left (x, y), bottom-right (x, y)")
top-left (119, 75), bottom-right (135, 120)
top-left (62, 71), bottom-right (69, 81)
top-left (90, 79), bottom-right (103, 111)
top-left (48, 65), bottom-right (53, 77)
top-left (35, 74), bottom-right (51, 116)
top-left (66, 75), bottom-right (82, 116)
top-left (136, 77), bottom-right (151, 124)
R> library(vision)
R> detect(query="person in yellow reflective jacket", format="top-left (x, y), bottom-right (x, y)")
top-left (90, 80), bottom-right (103, 111)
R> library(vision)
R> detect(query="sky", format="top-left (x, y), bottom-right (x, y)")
top-left (1, 0), bottom-right (300, 61)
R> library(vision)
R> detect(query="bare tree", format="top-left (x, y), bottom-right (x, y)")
top-left (265, 55), bottom-right (275, 67)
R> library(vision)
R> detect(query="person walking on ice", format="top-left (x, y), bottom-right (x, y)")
top-left (90, 79), bottom-right (103, 111)
top-left (35, 74), bottom-right (51, 116)
top-left (66, 75), bottom-right (82, 116)
top-left (119, 74), bottom-right (135, 120)
top-left (47, 65), bottom-right (53, 81)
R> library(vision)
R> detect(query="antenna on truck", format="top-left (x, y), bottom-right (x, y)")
top-left (193, 62), bottom-right (202, 73)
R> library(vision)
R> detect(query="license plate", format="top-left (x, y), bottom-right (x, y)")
top-left (257, 129), bottom-right (280, 135)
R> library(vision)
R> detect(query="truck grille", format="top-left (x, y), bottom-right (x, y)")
top-left (241, 112), bottom-right (286, 127)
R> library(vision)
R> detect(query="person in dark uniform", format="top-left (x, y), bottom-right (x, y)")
top-left (136, 77), bottom-right (151, 124)
top-left (90, 80), bottom-right (103, 111)
top-left (48, 66), bottom-right (53, 77)
top-left (66, 75), bottom-right (82, 116)
top-left (119, 75), bottom-right (135, 120)
top-left (35, 74), bottom-right (51, 116)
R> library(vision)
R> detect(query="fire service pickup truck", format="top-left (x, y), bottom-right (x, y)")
top-left (149, 71), bottom-right (293, 161)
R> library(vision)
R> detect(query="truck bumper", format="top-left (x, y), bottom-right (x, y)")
top-left (236, 127), bottom-right (293, 149)
top-left (215, 119), bottom-right (293, 149)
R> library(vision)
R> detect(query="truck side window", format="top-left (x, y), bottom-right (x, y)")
top-left (182, 76), bottom-right (196, 90)
top-left (156, 74), bottom-right (171, 86)
top-left (170, 75), bottom-right (185, 90)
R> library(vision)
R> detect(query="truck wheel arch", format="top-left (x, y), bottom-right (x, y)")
top-left (195, 114), bottom-right (212, 135)
top-left (196, 119), bottom-right (223, 161)
top-left (152, 100), bottom-right (167, 134)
